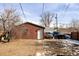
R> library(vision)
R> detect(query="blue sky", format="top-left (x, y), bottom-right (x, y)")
top-left (0, 3), bottom-right (79, 27)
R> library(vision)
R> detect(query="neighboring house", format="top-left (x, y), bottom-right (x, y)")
top-left (58, 28), bottom-right (72, 35)
top-left (58, 27), bottom-right (79, 34)
top-left (11, 22), bottom-right (45, 39)
top-left (44, 27), bottom-right (54, 33)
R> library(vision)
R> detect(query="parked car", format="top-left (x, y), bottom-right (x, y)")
top-left (44, 32), bottom-right (53, 39)
top-left (52, 31), bottom-right (71, 39)
top-left (44, 31), bottom-right (71, 39)
top-left (52, 31), bottom-right (60, 37)
top-left (64, 35), bottom-right (71, 39)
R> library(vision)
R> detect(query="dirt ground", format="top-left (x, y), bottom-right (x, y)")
top-left (0, 39), bottom-right (44, 56)
top-left (0, 39), bottom-right (79, 56)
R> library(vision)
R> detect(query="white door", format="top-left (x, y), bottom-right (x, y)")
top-left (37, 30), bottom-right (43, 39)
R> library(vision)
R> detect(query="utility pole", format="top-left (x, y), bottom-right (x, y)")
top-left (41, 3), bottom-right (45, 26)
top-left (55, 13), bottom-right (58, 32)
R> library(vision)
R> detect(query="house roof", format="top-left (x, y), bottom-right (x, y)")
top-left (18, 22), bottom-right (45, 29)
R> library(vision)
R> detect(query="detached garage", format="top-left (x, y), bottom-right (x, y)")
top-left (11, 22), bottom-right (45, 39)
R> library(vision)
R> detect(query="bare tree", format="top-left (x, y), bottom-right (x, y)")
top-left (70, 19), bottom-right (79, 31)
top-left (0, 8), bottom-right (21, 32)
top-left (40, 11), bottom-right (54, 27)
top-left (0, 8), bottom-right (21, 42)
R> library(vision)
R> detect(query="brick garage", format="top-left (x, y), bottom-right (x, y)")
top-left (11, 22), bottom-right (45, 39)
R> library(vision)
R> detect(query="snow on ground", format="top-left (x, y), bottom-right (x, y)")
top-left (43, 39), bottom-right (79, 56)
top-left (63, 39), bottom-right (79, 45)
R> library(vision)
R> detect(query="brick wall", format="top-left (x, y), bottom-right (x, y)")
top-left (11, 23), bottom-right (44, 39)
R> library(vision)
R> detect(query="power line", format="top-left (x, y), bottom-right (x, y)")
top-left (19, 3), bottom-right (26, 19)
top-left (2, 4), bottom-right (6, 9)
top-left (60, 4), bottom-right (70, 26)
top-left (42, 3), bottom-right (44, 14)
top-left (64, 3), bottom-right (70, 11)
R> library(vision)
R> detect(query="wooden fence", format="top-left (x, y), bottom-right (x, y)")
top-left (71, 32), bottom-right (79, 40)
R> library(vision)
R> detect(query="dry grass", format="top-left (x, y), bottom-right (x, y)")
top-left (0, 39), bottom-right (43, 56)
